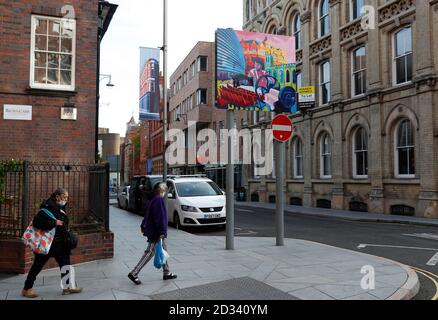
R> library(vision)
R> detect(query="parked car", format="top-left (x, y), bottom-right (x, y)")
top-left (128, 175), bottom-right (163, 214)
top-left (117, 185), bottom-right (130, 210)
top-left (166, 176), bottom-right (226, 229)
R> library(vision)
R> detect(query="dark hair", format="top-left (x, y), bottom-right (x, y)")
top-left (51, 188), bottom-right (67, 198)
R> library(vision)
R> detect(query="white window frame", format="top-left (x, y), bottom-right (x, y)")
top-left (30, 15), bottom-right (76, 91)
top-left (318, 0), bottom-right (330, 38)
top-left (394, 119), bottom-right (415, 179)
top-left (392, 26), bottom-right (413, 86)
top-left (351, 46), bottom-right (367, 97)
top-left (293, 138), bottom-right (304, 179)
top-left (352, 127), bottom-right (368, 179)
top-left (197, 88), bottom-right (207, 105)
top-left (320, 133), bottom-right (332, 179)
top-left (319, 61), bottom-right (331, 105)
top-left (197, 56), bottom-right (208, 73)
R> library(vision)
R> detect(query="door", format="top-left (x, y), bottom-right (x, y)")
top-left (166, 181), bottom-right (177, 222)
top-left (128, 178), bottom-right (137, 211)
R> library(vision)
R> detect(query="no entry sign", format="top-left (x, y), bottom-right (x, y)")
top-left (272, 114), bottom-right (293, 142)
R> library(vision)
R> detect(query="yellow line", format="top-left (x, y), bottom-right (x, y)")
top-left (410, 266), bottom-right (438, 300)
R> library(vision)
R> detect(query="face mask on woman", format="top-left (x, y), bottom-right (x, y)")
top-left (57, 200), bottom-right (67, 207)
top-left (160, 192), bottom-right (165, 198)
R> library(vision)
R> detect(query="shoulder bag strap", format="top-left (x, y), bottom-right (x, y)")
top-left (40, 208), bottom-right (58, 221)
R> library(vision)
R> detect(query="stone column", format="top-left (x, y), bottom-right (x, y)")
top-left (414, 1), bottom-right (436, 79)
top-left (329, 0), bottom-right (343, 102)
top-left (366, 0), bottom-right (383, 92)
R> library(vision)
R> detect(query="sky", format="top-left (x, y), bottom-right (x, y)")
top-left (99, 0), bottom-right (244, 137)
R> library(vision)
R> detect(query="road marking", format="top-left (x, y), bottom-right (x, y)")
top-left (410, 266), bottom-right (438, 301)
top-left (236, 209), bottom-right (254, 213)
top-left (427, 253), bottom-right (438, 266)
top-left (403, 233), bottom-right (438, 241)
top-left (358, 244), bottom-right (438, 251)
top-left (235, 231), bottom-right (257, 236)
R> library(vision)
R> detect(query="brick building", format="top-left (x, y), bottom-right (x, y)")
top-left (168, 41), bottom-right (247, 189)
top-left (0, 0), bottom-right (118, 273)
top-left (243, 0), bottom-right (438, 218)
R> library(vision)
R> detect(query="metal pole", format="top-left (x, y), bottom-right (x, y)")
top-left (162, 0), bottom-right (168, 187)
top-left (21, 160), bottom-right (29, 234)
top-left (226, 110), bottom-right (235, 250)
top-left (275, 140), bottom-right (285, 246)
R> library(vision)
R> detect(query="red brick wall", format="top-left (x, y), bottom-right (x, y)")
top-left (0, 231), bottom-right (114, 274)
top-left (0, 0), bottom-right (98, 162)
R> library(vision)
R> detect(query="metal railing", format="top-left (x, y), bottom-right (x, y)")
top-left (0, 161), bottom-right (110, 239)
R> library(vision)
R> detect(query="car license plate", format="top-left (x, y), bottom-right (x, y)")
top-left (204, 214), bottom-right (221, 219)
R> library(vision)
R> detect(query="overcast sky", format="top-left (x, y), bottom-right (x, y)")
top-left (99, 0), bottom-right (243, 136)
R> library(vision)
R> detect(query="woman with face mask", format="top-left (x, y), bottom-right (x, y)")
top-left (22, 188), bottom-right (82, 298)
top-left (128, 183), bottom-right (177, 285)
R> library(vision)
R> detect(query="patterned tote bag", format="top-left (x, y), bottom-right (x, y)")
top-left (22, 208), bottom-right (57, 255)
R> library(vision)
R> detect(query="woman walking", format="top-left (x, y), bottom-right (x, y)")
top-left (22, 188), bottom-right (82, 298)
top-left (128, 183), bottom-right (177, 285)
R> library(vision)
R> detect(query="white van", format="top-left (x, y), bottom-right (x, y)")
top-left (166, 176), bottom-right (226, 228)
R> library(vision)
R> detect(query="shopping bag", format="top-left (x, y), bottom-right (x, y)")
top-left (154, 239), bottom-right (165, 269)
top-left (21, 209), bottom-right (57, 255)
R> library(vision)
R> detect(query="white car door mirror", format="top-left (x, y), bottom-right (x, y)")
top-left (168, 193), bottom-right (174, 199)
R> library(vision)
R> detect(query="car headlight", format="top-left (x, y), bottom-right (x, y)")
top-left (181, 205), bottom-right (198, 212)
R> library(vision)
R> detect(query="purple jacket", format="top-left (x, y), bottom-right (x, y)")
top-left (141, 195), bottom-right (168, 241)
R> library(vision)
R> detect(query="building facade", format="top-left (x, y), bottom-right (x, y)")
top-left (168, 41), bottom-right (246, 189)
top-left (243, 0), bottom-right (438, 218)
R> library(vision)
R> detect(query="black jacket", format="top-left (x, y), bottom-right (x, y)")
top-left (33, 197), bottom-right (70, 254)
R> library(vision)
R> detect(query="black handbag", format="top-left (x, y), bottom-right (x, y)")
top-left (66, 231), bottom-right (78, 250)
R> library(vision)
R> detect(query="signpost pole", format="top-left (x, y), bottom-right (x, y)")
top-left (275, 140), bottom-right (285, 246)
top-left (162, 0), bottom-right (168, 187)
top-left (226, 109), bottom-right (235, 250)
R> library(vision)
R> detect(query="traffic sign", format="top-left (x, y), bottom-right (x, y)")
top-left (272, 114), bottom-right (293, 142)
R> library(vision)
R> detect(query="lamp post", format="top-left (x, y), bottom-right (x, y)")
top-left (161, 0), bottom-right (168, 192)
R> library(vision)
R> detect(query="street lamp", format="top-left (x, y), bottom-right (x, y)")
top-left (100, 74), bottom-right (115, 87)
top-left (176, 114), bottom-right (188, 124)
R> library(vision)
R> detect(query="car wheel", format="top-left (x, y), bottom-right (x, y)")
top-left (174, 212), bottom-right (181, 230)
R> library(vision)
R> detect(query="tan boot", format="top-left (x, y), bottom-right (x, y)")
top-left (21, 289), bottom-right (39, 299)
top-left (62, 287), bottom-right (83, 295)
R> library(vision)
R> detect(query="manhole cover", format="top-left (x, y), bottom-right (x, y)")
top-left (150, 277), bottom-right (299, 300)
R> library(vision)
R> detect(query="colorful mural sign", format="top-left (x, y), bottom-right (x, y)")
top-left (215, 28), bottom-right (296, 113)
top-left (139, 47), bottom-right (161, 121)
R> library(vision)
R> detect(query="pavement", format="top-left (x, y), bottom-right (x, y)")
top-left (236, 201), bottom-right (438, 227)
top-left (0, 205), bottom-right (419, 300)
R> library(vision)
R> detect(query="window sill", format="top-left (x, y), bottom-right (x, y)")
top-left (26, 87), bottom-right (77, 97)
top-left (384, 178), bottom-right (420, 184)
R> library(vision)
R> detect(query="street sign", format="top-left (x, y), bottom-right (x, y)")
top-left (298, 86), bottom-right (315, 109)
top-left (3, 104), bottom-right (32, 121)
top-left (272, 114), bottom-right (293, 142)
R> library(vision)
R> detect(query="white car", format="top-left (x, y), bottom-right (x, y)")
top-left (166, 176), bottom-right (226, 228)
top-left (117, 185), bottom-right (130, 210)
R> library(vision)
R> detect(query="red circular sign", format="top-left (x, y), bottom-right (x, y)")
top-left (272, 114), bottom-right (293, 142)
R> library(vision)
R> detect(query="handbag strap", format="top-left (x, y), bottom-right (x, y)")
top-left (40, 208), bottom-right (58, 221)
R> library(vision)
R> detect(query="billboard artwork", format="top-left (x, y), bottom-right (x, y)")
top-left (139, 47), bottom-right (161, 121)
top-left (216, 28), bottom-right (296, 113)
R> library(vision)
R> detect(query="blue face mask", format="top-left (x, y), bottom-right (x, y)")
top-left (57, 200), bottom-right (67, 207)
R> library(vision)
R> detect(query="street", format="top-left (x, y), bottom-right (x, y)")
top-left (184, 205), bottom-right (438, 300)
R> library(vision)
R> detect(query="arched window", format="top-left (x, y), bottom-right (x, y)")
top-left (319, 0), bottom-right (330, 37)
top-left (286, 70), bottom-right (291, 83)
top-left (296, 71), bottom-right (302, 90)
top-left (293, 14), bottom-right (301, 50)
top-left (393, 26), bottom-right (413, 85)
top-left (353, 127), bottom-right (368, 178)
top-left (320, 60), bottom-right (331, 105)
top-left (293, 138), bottom-right (304, 178)
top-left (352, 47), bottom-right (366, 96)
top-left (320, 133), bottom-right (332, 178)
top-left (395, 119), bottom-right (415, 178)
top-left (350, 0), bottom-right (365, 21)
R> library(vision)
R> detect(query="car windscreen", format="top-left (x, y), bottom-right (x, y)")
top-left (150, 178), bottom-right (163, 189)
top-left (175, 181), bottom-right (223, 197)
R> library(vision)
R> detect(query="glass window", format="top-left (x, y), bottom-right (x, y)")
top-left (198, 56), bottom-right (208, 72)
top-left (320, 61), bottom-right (331, 105)
top-left (394, 27), bottom-right (413, 85)
top-left (293, 14), bottom-right (301, 50)
top-left (175, 181), bottom-right (223, 197)
top-left (396, 119), bottom-right (415, 177)
top-left (294, 138), bottom-right (304, 178)
top-left (320, 133), bottom-right (332, 178)
top-left (296, 72), bottom-right (302, 90)
top-left (351, 0), bottom-right (365, 20)
top-left (319, 0), bottom-right (330, 37)
top-left (353, 127), bottom-right (368, 177)
top-left (352, 47), bottom-right (366, 96)
top-left (31, 15), bottom-right (75, 90)
top-left (197, 89), bottom-right (207, 105)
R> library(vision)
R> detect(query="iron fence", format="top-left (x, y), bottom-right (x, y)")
top-left (0, 161), bottom-right (110, 239)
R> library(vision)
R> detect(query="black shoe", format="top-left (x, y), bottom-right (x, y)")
top-left (128, 273), bottom-right (142, 285)
top-left (163, 273), bottom-right (177, 281)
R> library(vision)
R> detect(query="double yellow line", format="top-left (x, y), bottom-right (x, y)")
top-left (410, 266), bottom-right (438, 300)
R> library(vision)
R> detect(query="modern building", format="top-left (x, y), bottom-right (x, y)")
top-left (168, 41), bottom-right (247, 189)
top-left (98, 128), bottom-right (121, 189)
top-left (243, 0), bottom-right (438, 218)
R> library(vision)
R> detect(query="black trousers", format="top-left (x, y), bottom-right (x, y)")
top-left (24, 251), bottom-right (71, 290)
